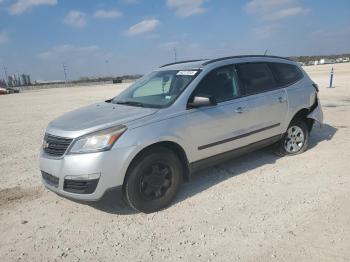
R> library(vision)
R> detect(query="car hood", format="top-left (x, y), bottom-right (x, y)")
top-left (47, 102), bottom-right (158, 138)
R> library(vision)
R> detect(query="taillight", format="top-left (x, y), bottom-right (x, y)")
top-left (312, 83), bottom-right (319, 92)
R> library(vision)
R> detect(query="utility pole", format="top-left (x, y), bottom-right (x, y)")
top-left (63, 63), bottom-right (68, 87)
top-left (173, 47), bottom-right (177, 62)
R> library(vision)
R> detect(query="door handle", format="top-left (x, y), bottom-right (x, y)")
top-left (278, 97), bottom-right (286, 103)
top-left (234, 107), bottom-right (244, 113)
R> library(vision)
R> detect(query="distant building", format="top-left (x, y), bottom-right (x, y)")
top-left (6, 73), bottom-right (31, 86)
top-left (17, 74), bottom-right (21, 86)
top-left (8, 75), bottom-right (18, 86)
top-left (21, 75), bottom-right (26, 85)
top-left (336, 58), bottom-right (343, 63)
top-left (0, 79), bottom-right (7, 88)
top-left (34, 80), bottom-right (65, 84)
top-left (319, 58), bottom-right (335, 65)
top-left (113, 77), bottom-right (123, 84)
top-left (21, 74), bottom-right (31, 85)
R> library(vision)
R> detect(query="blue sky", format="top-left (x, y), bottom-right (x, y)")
top-left (0, 0), bottom-right (349, 80)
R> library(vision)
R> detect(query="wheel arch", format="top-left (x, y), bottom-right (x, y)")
top-left (122, 141), bottom-right (191, 189)
top-left (288, 108), bottom-right (314, 132)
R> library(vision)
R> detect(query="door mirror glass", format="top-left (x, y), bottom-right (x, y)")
top-left (188, 95), bottom-right (217, 108)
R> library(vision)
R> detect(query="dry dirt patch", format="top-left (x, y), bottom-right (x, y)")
top-left (0, 186), bottom-right (44, 208)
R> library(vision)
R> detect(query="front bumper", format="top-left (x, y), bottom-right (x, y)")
top-left (39, 145), bottom-right (136, 201)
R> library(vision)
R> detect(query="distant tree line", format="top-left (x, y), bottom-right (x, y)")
top-left (289, 53), bottom-right (350, 63)
top-left (29, 74), bottom-right (143, 87)
top-left (74, 74), bottom-right (143, 83)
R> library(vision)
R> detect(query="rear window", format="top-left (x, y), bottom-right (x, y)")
top-left (268, 62), bottom-right (303, 86)
top-left (236, 63), bottom-right (277, 95)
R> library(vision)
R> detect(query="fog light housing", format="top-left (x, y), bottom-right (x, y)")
top-left (65, 173), bottom-right (100, 181)
top-left (63, 173), bottom-right (100, 194)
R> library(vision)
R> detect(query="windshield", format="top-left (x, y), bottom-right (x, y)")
top-left (112, 70), bottom-right (199, 108)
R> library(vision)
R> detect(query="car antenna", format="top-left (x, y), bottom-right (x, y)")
top-left (264, 49), bottom-right (269, 56)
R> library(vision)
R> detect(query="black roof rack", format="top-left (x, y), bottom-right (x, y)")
top-left (202, 55), bottom-right (292, 66)
top-left (159, 55), bottom-right (292, 68)
top-left (160, 59), bottom-right (206, 68)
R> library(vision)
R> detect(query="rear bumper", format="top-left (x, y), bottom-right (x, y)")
top-left (307, 100), bottom-right (323, 125)
top-left (39, 145), bottom-right (136, 201)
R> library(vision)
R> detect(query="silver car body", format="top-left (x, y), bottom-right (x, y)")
top-left (39, 56), bottom-right (323, 201)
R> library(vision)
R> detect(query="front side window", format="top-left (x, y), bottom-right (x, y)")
top-left (112, 70), bottom-right (198, 108)
top-left (192, 65), bottom-right (241, 103)
top-left (236, 62), bottom-right (277, 95)
top-left (268, 62), bottom-right (303, 86)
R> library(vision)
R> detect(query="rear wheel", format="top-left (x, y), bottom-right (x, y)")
top-left (275, 119), bottom-right (309, 156)
top-left (124, 147), bottom-right (182, 213)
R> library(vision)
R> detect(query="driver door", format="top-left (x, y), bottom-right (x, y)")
top-left (184, 65), bottom-right (251, 162)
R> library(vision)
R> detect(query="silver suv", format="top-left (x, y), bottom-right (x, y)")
top-left (39, 55), bottom-right (323, 213)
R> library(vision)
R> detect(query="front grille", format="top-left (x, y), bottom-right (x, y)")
top-left (41, 171), bottom-right (59, 188)
top-left (44, 134), bottom-right (73, 157)
top-left (64, 179), bottom-right (99, 194)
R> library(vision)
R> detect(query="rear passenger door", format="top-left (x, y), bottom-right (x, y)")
top-left (268, 62), bottom-right (305, 131)
top-left (235, 62), bottom-right (288, 143)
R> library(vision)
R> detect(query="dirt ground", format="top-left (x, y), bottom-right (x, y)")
top-left (0, 63), bottom-right (349, 262)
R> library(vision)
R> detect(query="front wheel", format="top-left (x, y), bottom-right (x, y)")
top-left (275, 119), bottom-right (309, 156)
top-left (124, 147), bottom-right (182, 213)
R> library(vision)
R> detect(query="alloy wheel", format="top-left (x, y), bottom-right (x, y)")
top-left (284, 125), bottom-right (305, 153)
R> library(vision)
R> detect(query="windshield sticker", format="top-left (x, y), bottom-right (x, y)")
top-left (165, 95), bottom-right (172, 100)
top-left (176, 70), bottom-right (198, 76)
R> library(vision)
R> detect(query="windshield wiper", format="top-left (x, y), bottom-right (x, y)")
top-left (116, 101), bottom-right (145, 107)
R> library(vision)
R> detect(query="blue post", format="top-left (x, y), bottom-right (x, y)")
top-left (329, 67), bottom-right (334, 88)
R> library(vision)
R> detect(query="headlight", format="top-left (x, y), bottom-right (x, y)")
top-left (68, 125), bottom-right (127, 154)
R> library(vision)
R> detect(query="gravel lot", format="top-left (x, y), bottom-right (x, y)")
top-left (0, 63), bottom-right (349, 261)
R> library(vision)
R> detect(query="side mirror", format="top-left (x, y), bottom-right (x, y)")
top-left (188, 95), bottom-right (217, 108)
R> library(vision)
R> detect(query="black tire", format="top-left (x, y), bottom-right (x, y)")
top-left (124, 147), bottom-right (183, 213)
top-left (275, 119), bottom-right (309, 156)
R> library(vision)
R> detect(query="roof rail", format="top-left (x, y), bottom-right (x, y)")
top-left (202, 55), bottom-right (292, 66)
top-left (160, 59), bottom-right (206, 68)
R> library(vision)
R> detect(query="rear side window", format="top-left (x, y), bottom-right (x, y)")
top-left (268, 62), bottom-right (303, 86)
top-left (236, 63), bottom-right (277, 95)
